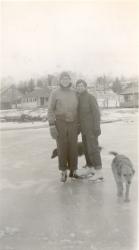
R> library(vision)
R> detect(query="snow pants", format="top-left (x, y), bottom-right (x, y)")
top-left (56, 119), bottom-right (78, 171)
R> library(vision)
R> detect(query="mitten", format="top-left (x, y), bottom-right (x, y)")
top-left (94, 128), bottom-right (101, 136)
top-left (49, 125), bottom-right (58, 139)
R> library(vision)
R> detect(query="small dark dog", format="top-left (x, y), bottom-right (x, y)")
top-left (51, 141), bottom-right (102, 159)
top-left (110, 151), bottom-right (135, 202)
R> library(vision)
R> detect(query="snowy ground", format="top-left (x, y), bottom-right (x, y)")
top-left (0, 109), bottom-right (138, 250)
top-left (0, 108), bottom-right (138, 131)
top-left (0, 121), bottom-right (48, 130)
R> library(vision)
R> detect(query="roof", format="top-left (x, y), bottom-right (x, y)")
top-left (0, 84), bottom-right (23, 102)
top-left (120, 84), bottom-right (138, 95)
top-left (0, 84), bottom-right (15, 95)
top-left (23, 87), bottom-right (51, 98)
top-left (97, 90), bottom-right (119, 99)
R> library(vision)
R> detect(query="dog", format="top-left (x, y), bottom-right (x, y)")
top-left (51, 141), bottom-right (102, 159)
top-left (110, 151), bottom-right (135, 202)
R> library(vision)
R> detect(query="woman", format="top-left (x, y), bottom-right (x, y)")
top-left (48, 72), bottom-right (79, 182)
top-left (76, 79), bottom-right (103, 181)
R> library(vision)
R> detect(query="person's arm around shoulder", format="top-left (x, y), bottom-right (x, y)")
top-left (48, 90), bottom-right (58, 140)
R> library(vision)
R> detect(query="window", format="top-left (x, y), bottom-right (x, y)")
top-left (124, 95), bottom-right (133, 102)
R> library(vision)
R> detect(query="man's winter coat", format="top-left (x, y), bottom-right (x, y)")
top-left (48, 87), bottom-right (78, 125)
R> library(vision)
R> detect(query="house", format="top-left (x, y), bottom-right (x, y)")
top-left (88, 86), bottom-right (120, 108)
top-left (0, 85), bottom-right (23, 110)
top-left (96, 90), bottom-right (120, 108)
top-left (119, 82), bottom-right (138, 108)
top-left (21, 87), bottom-right (51, 109)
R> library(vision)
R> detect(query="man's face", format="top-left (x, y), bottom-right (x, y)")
top-left (76, 83), bottom-right (86, 93)
top-left (60, 76), bottom-right (71, 88)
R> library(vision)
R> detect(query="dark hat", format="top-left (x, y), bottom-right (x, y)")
top-left (76, 79), bottom-right (87, 87)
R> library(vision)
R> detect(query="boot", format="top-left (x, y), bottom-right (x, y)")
top-left (88, 169), bottom-right (104, 181)
top-left (69, 170), bottom-right (80, 179)
top-left (60, 170), bottom-right (67, 182)
top-left (76, 166), bottom-right (96, 177)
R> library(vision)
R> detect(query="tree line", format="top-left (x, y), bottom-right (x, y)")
top-left (1, 73), bottom-right (138, 95)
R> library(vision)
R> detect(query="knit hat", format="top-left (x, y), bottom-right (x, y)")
top-left (76, 79), bottom-right (87, 87)
top-left (59, 71), bottom-right (72, 88)
top-left (59, 72), bottom-right (71, 81)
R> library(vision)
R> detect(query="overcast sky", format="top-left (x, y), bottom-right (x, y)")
top-left (1, 1), bottom-right (139, 82)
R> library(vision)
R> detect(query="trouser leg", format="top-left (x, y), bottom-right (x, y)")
top-left (67, 122), bottom-right (78, 171)
top-left (84, 133), bottom-right (102, 169)
top-left (82, 135), bottom-right (92, 166)
top-left (56, 120), bottom-right (68, 171)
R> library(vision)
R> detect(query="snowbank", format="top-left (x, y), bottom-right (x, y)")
top-left (0, 108), bottom-right (138, 131)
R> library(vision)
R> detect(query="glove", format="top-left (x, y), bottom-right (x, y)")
top-left (49, 125), bottom-right (58, 140)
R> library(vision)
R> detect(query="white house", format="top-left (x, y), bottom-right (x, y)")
top-left (21, 87), bottom-right (51, 109)
top-left (88, 87), bottom-right (120, 108)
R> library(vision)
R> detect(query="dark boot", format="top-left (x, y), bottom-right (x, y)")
top-left (69, 170), bottom-right (81, 179)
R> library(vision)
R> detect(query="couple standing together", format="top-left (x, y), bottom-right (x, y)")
top-left (48, 72), bottom-right (103, 182)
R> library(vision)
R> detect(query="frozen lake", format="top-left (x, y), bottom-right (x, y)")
top-left (0, 110), bottom-right (138, 250)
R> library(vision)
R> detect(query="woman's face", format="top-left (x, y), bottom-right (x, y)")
top-left (76, 83), bottom-right (86, 93)
top-left (60, 76), bottom-right (71, 88)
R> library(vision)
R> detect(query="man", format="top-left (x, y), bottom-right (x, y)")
top-left (76, 79), bottom-right (103, 181)
top-left (48, 72), bottom-right (79, 182)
